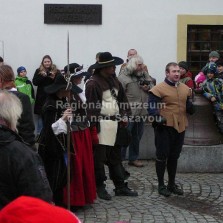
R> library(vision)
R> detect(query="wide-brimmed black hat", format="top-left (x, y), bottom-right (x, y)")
top-left (64, 63), bottom-right (81, 74)
top-left (44, 74), bottom-right (82, 94)
top-left (64, 63), bottom-right (89, 78)
top-left (91, 52), bottom-right (124, 69)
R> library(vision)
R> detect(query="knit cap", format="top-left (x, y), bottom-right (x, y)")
top-left (17, 66), bottom-right (26, 74)
top-left (178, 61), bottom-right (189, 71)
top-left (194, 72), bottom-right (206, 90)
top-left (207, 63), bottom-right (217, 75)
top-left (209, 51), bottom-right (220, 59)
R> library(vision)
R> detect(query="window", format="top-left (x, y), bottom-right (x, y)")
top-left (177, 15), bottom-right (223, 79)
top-left (187, 25), bottom-right (223, 77)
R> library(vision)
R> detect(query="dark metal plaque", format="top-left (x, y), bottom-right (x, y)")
top-left (44, 4), bottom-right (102, 25)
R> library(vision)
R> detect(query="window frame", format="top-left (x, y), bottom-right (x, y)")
top-left (177, 15), bottom-right (223, 77)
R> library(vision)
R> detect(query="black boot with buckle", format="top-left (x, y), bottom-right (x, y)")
top-left (114, 182), bottom-right (138, 197)
top-left (167, 184), bottom-right (184, 195)
top-left (158, 185), bottom-right (171, 197)
top-left (97, 184), bottom-right (112, 200)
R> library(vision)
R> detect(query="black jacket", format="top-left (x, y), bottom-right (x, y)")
top-left (32, 68), bottom-right (60, 115)
top-left (11, 91), bottom-right (35, 147)
top-left (38, 95), bottom-right (67, 193)
top-left (0, 125), bottom-right (53, 209)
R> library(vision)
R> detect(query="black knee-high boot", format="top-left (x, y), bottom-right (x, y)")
top-left (156, 159), bottom-right (166, 186)
top-left (167, 159), bottom-right (178, 186)
top-left (167, 159), bottom-right (183, 195)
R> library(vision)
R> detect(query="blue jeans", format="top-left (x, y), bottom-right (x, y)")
top-left (36, 115), bottom-right (43, 135)
top-left (121, 118), bottom-right (144, 161)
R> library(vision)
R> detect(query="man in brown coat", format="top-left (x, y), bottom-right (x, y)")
top-left (148, 62), bottom-right (194, 197)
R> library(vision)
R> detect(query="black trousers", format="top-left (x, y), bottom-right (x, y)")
top-left (154, 126), bottom-right (185, 161)
top-left (93, 144), bottom-right (125, 188)
top-left (154, 125), bottom-right (185, 186)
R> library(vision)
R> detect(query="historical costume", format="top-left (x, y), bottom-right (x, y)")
top-left (38, 74), bottom-right (73, 206)
top-left (85, 52), bottom-right (138, 200)
top-left (63, 63), bottom-right (96, 207)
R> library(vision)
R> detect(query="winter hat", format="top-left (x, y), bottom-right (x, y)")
top-left (0, 196), bottom-right (81, 223)
top-left (194, 72), bottom-right (206, 90)
top-left (17, 66), bottom-right (26, 74)
top-left (178, 61), bottom-right (189, 71)
top-left (209, 51), bottom-right (220, 59)
top-left (207, 63), bottom-right (217, 75)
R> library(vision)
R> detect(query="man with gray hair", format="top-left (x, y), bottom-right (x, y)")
top-left (0, 90), bottom-right (52, 209)
top-left (119, 49), bottom-right (156, 84)
top-left (118, 55), bottom-right (154, 167)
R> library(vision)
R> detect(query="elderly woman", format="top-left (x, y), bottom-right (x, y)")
top-left (0, 90), bottom-right (52, 209)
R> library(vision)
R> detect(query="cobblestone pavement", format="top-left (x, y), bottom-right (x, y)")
top-left (75, 160), bottom-right (223, 223)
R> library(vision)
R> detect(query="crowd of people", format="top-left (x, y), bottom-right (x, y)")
top-left (2, 48), bottom-right (223, 220)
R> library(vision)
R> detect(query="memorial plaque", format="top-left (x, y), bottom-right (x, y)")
top-left (44, 4), bottom-right (102, 25)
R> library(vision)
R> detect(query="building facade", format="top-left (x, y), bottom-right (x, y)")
top-left (1, 0), bottom-right (223, 83)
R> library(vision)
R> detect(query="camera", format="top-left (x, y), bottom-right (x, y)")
top-left (46, 71), bottom-right (52, 76)
top-left (139, 79), bottom-right (151, 86)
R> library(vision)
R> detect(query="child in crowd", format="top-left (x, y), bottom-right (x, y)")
top-left (216, 59), bottom-right (223, 79)
top-left (202, 63), bottom-right (223, 133)
top-left (194, 71), bottom-right (206, 91)
top-left (201, 51), bottom-right (220, 75)
top-left (15, 66), bottom-right (35, 104)
top-left (178, 61), bottom-right (194, 88)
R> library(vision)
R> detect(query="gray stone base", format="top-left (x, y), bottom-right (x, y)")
top-left (177, 145), bottom-right (223, 173)
top-left (138, 124), bottom-right (223, 173)
top-left (139, 123), bottom-right (156, 159)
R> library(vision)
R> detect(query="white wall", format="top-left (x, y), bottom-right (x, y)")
top-left (1, 0), bottom-right (223, 84)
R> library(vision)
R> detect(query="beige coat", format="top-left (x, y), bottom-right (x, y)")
top-left (118, 68), bottom-right (154, 116)
top-left (150, 82), bottom-right (191, 133)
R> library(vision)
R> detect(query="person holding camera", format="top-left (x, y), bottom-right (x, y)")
top-left (32, 55), bottom-right (61, 140)
top-left (118, 55), bottom-right (154, 167)
top-left (119, 49), bottom-right (156, 85)
top-left (148, 62), bottom-right (194, 197)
